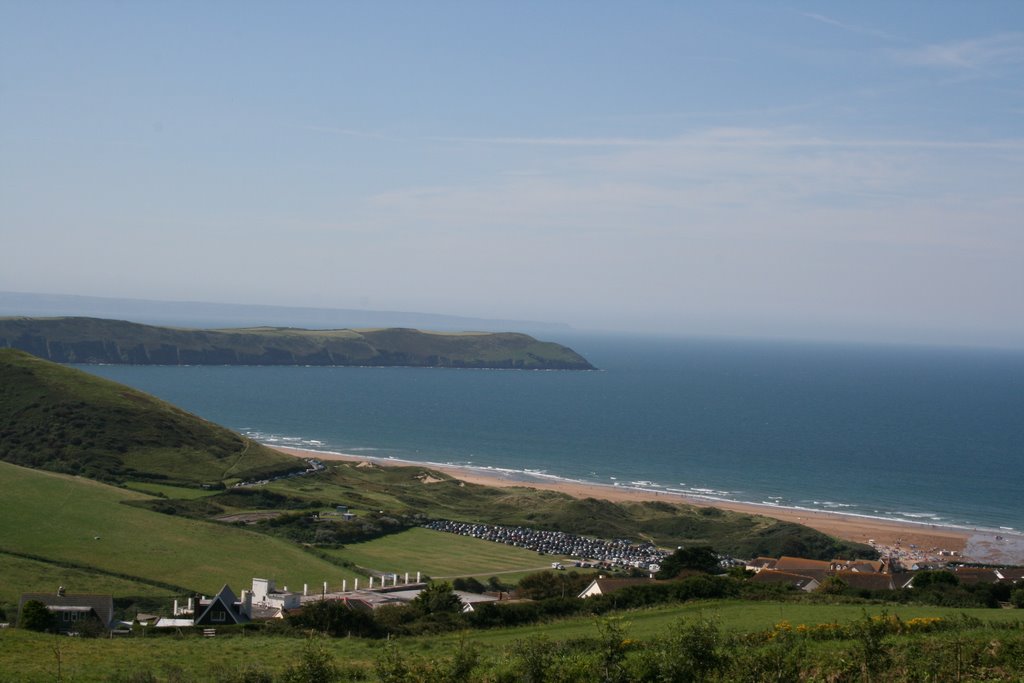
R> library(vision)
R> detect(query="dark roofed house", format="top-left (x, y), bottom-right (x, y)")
top-left (19, 587), bottom-right (115, 634)
top-left (193, 585), bottom-right (250, 626)
top-left (749, 571), bottom-right (820, 592)
top-left (828, 570), bottom-right (895, 592)
top-left (953, 567), bottom-right (1002, 586)
top-left (996, 568), bottom-right (1024, 583)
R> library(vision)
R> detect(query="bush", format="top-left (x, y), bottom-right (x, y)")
top-left (19, 600), bottom-right (53, 632)
top-left (287, 599), bottom-right (381, 638)
top-left (281, 639), bottom-right (340, 683)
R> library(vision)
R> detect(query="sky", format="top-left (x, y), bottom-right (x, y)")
top-left (2, 2), bottom-right (1023, 347)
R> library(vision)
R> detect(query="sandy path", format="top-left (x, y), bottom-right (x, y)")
top-left (277, 446), bottom-right (1023, 565)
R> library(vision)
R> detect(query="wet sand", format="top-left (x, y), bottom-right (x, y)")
top-left (275, 446), bottom-right (1023, 565)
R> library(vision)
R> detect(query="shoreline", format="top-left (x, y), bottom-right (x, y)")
top-left (273, 445), bottom-right (1024, 566)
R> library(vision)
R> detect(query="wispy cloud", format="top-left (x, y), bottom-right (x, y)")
top-left (429, 135), bottom-right (656, 147)
top-left (799, 12), bottom-right (906, 43)
top-left (892, 32), bottom-right (1024, 69)
top-left (302, 125), bottom-right (401, 142)
top-left (431, 128), bottom-right (1024, 152)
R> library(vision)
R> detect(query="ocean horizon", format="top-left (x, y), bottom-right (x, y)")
top-left (77, 333), bottom-right (1024, 533)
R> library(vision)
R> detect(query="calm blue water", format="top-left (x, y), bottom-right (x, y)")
top-left (78, 335), bottom-right (1024, 531)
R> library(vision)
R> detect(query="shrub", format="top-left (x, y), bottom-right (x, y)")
top-left (19, 600), bottom-right (53, 632)
top-left (281, 638), bottom-right (340, 683)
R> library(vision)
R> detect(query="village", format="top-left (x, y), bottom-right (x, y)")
top-left (12, 520), bottom-right (1024, 636)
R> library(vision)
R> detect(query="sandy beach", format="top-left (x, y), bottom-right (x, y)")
top-left (275, 446), bottom-right (1024, 566)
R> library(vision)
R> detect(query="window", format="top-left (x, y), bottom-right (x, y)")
top-left (211, 610), bottom-right (226, 622)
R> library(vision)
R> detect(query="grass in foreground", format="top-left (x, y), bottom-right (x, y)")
top-left (0, 600), bottom-right (1021, 682)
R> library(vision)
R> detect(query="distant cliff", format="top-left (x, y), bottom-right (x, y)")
top-left (0, 317), bottom-right (595, 370)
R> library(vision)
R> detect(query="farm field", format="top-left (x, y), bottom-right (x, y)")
top-left (326, 528), bottom-right (564, 579)
top-left (421, 598), bottom-right (1024, 646)
top-left (1, 600), bottom-right (1021, 682)
top-left (0, 553), bottom-right (177, 614)
top-left (123, 482), bottom-right (222, 500)
top-left (0, 462), bottom-right (359, 595)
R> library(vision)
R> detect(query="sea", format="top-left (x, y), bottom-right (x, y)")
top-left (77, 334), bottom-right (1024, 533)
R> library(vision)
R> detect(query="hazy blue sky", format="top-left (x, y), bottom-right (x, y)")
top-left (2, 2), bottom-right (1022, 346)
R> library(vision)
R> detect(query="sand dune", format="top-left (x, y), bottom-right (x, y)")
top-left (276, 446), bottom-right (1022, 565)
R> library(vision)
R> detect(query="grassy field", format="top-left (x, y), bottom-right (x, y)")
top-left (0, 552), bottom-right (177, 615)
top-left (122, 482), bottom-right (221, 499)
top-left (423, 599), bottom-right (1024, 645)
top-left (1, 600), bottom-right (1021, 682)
top-left (0, 461), bottom-right (360, 599)
top-left (325, 528), bottom-right (566, 578)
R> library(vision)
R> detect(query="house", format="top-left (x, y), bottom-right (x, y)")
top-left (193, 585), bottom-right (250, 626)
top-left (952, 567), bottom-right (1002, 586)
top-left (18, 587), bottom-right (114, 634)
top-left (748, 571), bottom-right (820, 592)
top-left (829, 570), bottom-right (895, 592)
top-left (830, 559), bottom-right (885, 573)
top-left (996, 568), bottom-right (1024, 584)
top-left (577, 577), bottom-right (656, 599)
top-left (369, 588), bottom-right (500, 613)
top-left (745, 557), bottom-right (778, 573)
top-left (250, 578), bottom-right (301, 611)
top-left (772, 557), bottom-right (832, 582)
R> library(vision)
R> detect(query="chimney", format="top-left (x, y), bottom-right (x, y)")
top-left (354, 578), bottom-right (359, 591)
top-left (303, 583), bottom-right (308, 596)
top-left (404, 572), bottom-right (409, 584)
top-left (57, 586), bottom-right (66, 597)
top-left (369, 576), bottom-right (374, 589)
top-left (173, 599), bottom-right (179, 615)
top-left (240, 590), bottom-right (252, 618)
top-left (342, 579), bottom-right (347, 592)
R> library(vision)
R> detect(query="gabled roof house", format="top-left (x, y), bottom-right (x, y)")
top-left (193, 585), bottom-right (250, 626)
top-left (19, 587), bottom-right (115, 633)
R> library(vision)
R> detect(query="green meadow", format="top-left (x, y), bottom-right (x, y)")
top-left (0, 552), bottom-right (177, 613)
top-left (0, 461), bottom-right (359, 603)
top-left (323, 527), bottom-right (562, 578)
top-left (122, 482), bottom-right (222, 499)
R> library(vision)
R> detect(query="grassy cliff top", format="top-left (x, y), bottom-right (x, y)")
top-left (0, 317), bottom-right (595, 369)
top-left (0, 348), bottom-right (298, 486)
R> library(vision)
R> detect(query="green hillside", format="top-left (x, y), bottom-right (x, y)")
top-left (0, 348), bottom-right (298, 485)
top-left (0, 460), bottom-right (357, 609)
top-left (0, 316), bottom-right (595, 369)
